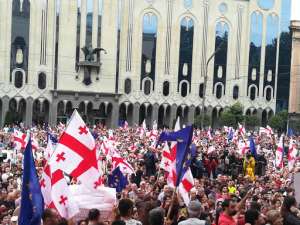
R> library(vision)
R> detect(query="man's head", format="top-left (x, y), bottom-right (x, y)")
top-left (118, 198), bottom-right (134, 218)
top-left (42, 208), bottom-right (60, 225)
top-left (222, 199), bottom-right (237, 216)
top-left (148, 207), bottom-right (165, 225)
top-left (245, 209), bottom-right (264, 225)
top-left (187, 201), bottom-right (202, 218)
top-left (88, 208), bottom-right (100, 222)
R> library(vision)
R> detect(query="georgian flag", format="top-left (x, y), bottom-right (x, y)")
top-left (111, 154), bottom-right (135, 175)
top-left (288, 139), bottom-right (298, 171)
top-left (160, 142), bottom-right (176, 172)
top-left (207, 127), bottom-right (213, 141)
top-left (238, 139), bottom-right (249, 156)
top-left (259, 126), bottom-right (274, 136)
top-left (13, 129), bottom-right (27, 150)
top-left (49, 110), bottom-right (102, 190)
top-left (238, 123), bottom-right (246, 136)
top-left (275, 136), bottom-right (284, 169)
top-left (49, 169), bottom-right (79, 218)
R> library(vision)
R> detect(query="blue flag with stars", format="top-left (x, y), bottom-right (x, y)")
top-left (158, 126), bottom-right (195, 186)
top-left (19, 138), bottom-right (44, 225)
top-left (249, 136), bottom-right (257, 159)
top-left (47, 132), bottom-right (58, 144)
top-left (108, 167), bottom-right (128, 193)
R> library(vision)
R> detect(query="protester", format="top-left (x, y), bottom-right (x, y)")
top-left (0, 121), bottom-right (300, 225)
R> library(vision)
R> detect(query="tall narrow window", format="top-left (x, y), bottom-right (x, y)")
top-left (97, 0), bottom-right (103, 47)
top-left (14, 71), bottom-right (23, 88)
top-left (86, 0), bottom-right (93, 46)
top-left (233, 86), bottom-right (239, 100)
top-left (144, 80), bottom-right (151, 95)
top-left (248, 12), bottom-right (263, 94)
top-left (213, 22), bottom-right (229, 93)
top-left (266, 87), bottom-right (272, 101)
top-left (178, 17), bottom-right (194, 91)
top-left (216, 84), bottom-right (222, 99)
top-left (264, 14), bottom-right (279, 90)
top-left (38, 73), bottom-right (46, 89)
top-left (124, 78), bottom-right (131, 94)
top-left (250, 86), bottom-right (256, 101)
top-left (75, 0), bottom-right (81, 70)
top-left (140, 13), bottom-right (158, 90)
top-left (163, 81), bottom-right (170, 96)
top-left (199, 83), bottom-right (204, 98)
top-left (181, 82), bottom-right (188, 97)
top-left (10, 0), bottom-right (31, 83)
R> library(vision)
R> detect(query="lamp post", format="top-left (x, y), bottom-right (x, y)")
top-left (201, 43), bottom-right (224, 129)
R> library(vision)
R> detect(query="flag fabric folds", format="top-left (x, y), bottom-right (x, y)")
top-left (249, 136), bottom-right (257, 159)
top-left (108, 167), bottom-right (128, 193)
top-left (159, 126), bottom-right (194, 186)
top-left (19, 139), bottom-right (44, 225)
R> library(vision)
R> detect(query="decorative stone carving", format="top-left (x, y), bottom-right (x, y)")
top-left (251, 68), bottom-right (257, 81)
top-left (267, 70), bottom-right (272, 82)
top-left (16, 48), bottom-right (23, 64)
top-left (77, 45), bottom-right (107, 85)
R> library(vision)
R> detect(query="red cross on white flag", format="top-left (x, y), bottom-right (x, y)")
top-left (13, 129), bottom-right (27, 150)
top-left (49, 110), bottom-right (102, 190)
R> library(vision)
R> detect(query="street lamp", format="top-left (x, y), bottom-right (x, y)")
top-left (201, 42), bottom-right (224, 129)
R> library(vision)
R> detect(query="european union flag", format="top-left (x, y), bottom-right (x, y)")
top-left (287, 128), bottom-right (294, 137)
top-left (108, 167), bottom-right (128, 193)
top-left (227, 128), bottom-right (234, 142)
top-left (47, 133), bottom-right (58, 144)
top-left (249, 136), bottom-right (257, 159)
top-left (158, 126), bottom-right (195, 186)
top-left (19, 138), bottom-right (44, 225)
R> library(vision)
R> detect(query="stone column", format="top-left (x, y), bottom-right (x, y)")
top-left (132, 103), bottom-right (140, 126)
top-left (1, 96), bottom-right (9, 127)
top-left (50, 100), bottom-right (58, 126)
top-left (109, 101), bottom-right (119, 129)
top-left (169, 104), bottom-right (177, 129)
top-left (289, 20), bottom-right (300, 115)
top-left (151, 104), bottom-right (159, 127)
top-left (187, 106), bottom-right (195, 126)
top-left (25, 97), bottom-right (33, 127)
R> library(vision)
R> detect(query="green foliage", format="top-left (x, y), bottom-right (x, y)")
top-left (4, 111), bottom-right (15, 125)
top-left (269, 115), bottom-right (285, 131)
top-left (230, 102), bottom-right (244, 123)
top-left (194, 114), bottom-right (211, 128)
top-left (245, 115), bottom-right (260, 128)
top-left (220, 111), bottom-right (236, 127)
top-left (277, 110), bottom-right (288, 121)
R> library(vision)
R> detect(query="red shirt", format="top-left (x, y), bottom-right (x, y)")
top-left (218, 213), bottom-right (236, 225)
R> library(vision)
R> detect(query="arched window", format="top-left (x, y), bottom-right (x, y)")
top-left (178, 16), bottom-right (194, 91)
top-left (233, 86), bottom-right (239, 100)
top-left (163, 81), bottom-right (169, 96)
top-left (141, 13), bottom-right (158, 88)
top-left (250, 86), bottom-right (256, 101)
top-left (144, 80), bottom-right (151, 95)
top-left (216, 84), bottom-right (222, 99)
top-left (124, 78), bottom-right (131, 94)
top-left (213, 22), bottom-right (229, 85)
top-left (14, 71), bottom-right (23, 88)
top-left (181, 82), bottom-right (188, 97)
top-left (199, 83), bottom-right (204, 98)
top-left (266, 87), bottom-right (272, 101)
top-left (38, 73), bottom-right (46, 89)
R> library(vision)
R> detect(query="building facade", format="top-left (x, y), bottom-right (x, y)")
top-left (288, 0), bottom-right (300, 123)
top-left (0, 0), bottom-right (284, 128)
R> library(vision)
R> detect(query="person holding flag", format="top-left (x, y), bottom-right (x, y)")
top-left (19, 138), bottom-right (44, 225)
top-left (158, 125), bottom-right (195, 213)
top-left (243, 136), bottom-right (256, 181)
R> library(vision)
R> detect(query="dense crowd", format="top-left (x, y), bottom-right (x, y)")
top-left (1, 123), bottom-right (300, 225)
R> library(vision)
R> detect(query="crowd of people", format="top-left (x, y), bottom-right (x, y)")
top-left (1, 122), bottom-right (300, 225)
